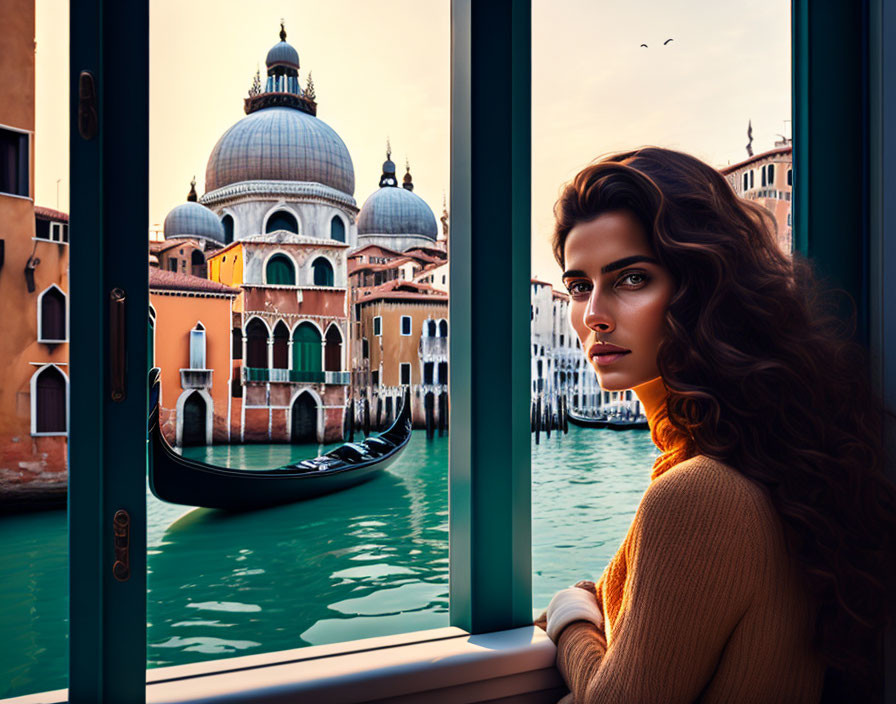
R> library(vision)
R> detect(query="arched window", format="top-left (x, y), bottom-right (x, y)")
top-left (245, 318), bottom-right (269, 368)
top-left (221, 214), bottom-right (234, 244)
top-left (272, 321), bottom-right (290, 369)
top-left (190, 249), bottom-right (206, 278)
top-left (189, 322), bottom-right (206, 369)
top-left (38, 285), bottom-right (67, 342)
top-left (426, 320), bottom-right (437, 337)
top-left (33, 365), bottom-right (67, 434)
top-left (265, 210), bottom-right (298, 234)
top-left (312, 257), bottom-right (334, 286)
top-left (265, 253), bottom-right (296, 285)
top-left (324, 325), bottom-right (342, 371)
top-left (330, 215), bottom-right (345, 242)
top-left (438, 319), bottom-right (448, 337)
top-left (292, 322), bottom-right (322, 373)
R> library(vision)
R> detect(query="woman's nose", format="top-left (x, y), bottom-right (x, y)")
top-left (584, 291), bottom-right (614, 332)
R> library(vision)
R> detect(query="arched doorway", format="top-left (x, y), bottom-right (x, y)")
top-left (182, 391), bottom-right (207, 446)
top-left (291, 392), bottom-right (317, 443)
top-left (324, 325), bottom-right (342, 371)
top-left (292, 322), bottom-right (322, 376)
top-left (35, 365), bottom-right (66, 433)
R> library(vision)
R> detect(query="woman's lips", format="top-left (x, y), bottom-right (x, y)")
top-left (593, 351), bottom-right (630, 366)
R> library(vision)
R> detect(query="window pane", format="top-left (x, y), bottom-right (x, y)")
top-left (147, 0), bottom-right (449, 675)
top-left (0, 0), bottom-right (70, 696)
top-left (531, 0), bottom-right (791, 615)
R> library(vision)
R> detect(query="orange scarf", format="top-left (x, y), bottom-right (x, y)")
top-left (631, 376), bottom-right (696, 480)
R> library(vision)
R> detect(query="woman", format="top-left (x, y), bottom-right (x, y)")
top-left (536, 147), bottom-right (896, 703)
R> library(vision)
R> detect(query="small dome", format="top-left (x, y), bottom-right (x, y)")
top-left (266, 40), bottom-right (299, 70)
top-left (163, 201), bottom-right (225, 243)
top-left (357, 186), bottom-right (438, 240)
top-left (205, 107), bottom-right (355, 195)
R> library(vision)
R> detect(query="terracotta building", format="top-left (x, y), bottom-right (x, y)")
top-left (0, 0), bottom-right (70, 510)
top-left (149, 269), bottom-right (238, 446)
top-left (353, 279), bottom-right (449, 431)
top-left (721, 141), bottom-right (793, 255)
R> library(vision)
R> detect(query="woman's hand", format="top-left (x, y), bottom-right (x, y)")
top-left (534, 580), bottom-right (595, 631)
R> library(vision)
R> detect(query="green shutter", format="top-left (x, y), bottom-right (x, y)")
top-left (266, 254), bottom-right (295, 285)
top-left (292, 323), bottom-right (322, 372)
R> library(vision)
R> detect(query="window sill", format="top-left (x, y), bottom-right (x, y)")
top-left (37, 339), bottom-right (68, 345)
top-left (5, 627), bottom-right (565, 704)
top-left (31, 238), bottom-right (69, 246)
top-left (30, 432), bottom-right (67, 437)
top-left (0, 192), bottom-right (32, 201)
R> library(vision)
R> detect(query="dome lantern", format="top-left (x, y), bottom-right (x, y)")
top-left (379, 141), bottom-right (397, 188)
top-left (245, 21), bottom-right (316, 116)
top-left (402, 159), bottom-right (414, 192)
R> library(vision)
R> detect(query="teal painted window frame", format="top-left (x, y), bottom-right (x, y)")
top-left (65, 0), bottom-right (895, 701)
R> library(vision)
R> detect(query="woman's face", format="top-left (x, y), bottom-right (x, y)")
top-left (562, 210), bottom-right (675, 391)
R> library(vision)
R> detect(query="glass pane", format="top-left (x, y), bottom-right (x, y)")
top-left (531, 0), bottom-right (791, 610)
top-left (0, 0), bottom-right (70, 697)
top-left (147, 1), bottom-right (450, 673)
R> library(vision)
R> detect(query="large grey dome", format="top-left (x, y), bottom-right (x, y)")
top-left (205, 107), bottom-right (355, 195)
top-left (357, 186), bottom-right (438, 239)
top-left (163, 201), bottom-right (225, 243)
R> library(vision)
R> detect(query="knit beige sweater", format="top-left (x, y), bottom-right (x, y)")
top-left (554, 377), bottom-right (827, 703)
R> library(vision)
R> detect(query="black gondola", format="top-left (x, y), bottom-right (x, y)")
top-left (566, 409), bottom-right (649, 430)
top-left (147, 369), bottom-right (413, 512)
top-left (566, 410), bottom-right (611, 429)
top-left (605, 418), bottom-right (649, 430)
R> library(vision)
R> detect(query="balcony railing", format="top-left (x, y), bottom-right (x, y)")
top-left (180, 368), bottom-right (213, 389)
top-left (242, 367), bottom-right (351, 385)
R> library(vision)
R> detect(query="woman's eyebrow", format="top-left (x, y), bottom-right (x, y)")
top-left (562, 255), bottom-right (660, 279)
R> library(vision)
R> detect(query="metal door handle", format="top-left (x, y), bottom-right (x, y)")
top-left (112, 509), bottom-right (130, 581)
top-left (110, 288), bottom-right (126, 402)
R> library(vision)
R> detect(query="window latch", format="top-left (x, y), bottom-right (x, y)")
top-left (112, 509), bottom-right (130, 582)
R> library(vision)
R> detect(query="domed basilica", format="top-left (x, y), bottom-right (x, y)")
top-left (152, 23), bottom-right (449, 447)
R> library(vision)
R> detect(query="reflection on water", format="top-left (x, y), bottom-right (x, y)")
top-left (0, 426), bottom-right (658, 697)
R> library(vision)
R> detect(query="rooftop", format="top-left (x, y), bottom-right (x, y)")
top-left (149, 268), bottom-right (239, 296)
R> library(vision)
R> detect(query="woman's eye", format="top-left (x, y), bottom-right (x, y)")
top-left (567, 281), bottom-right (590, 296)
top-left (618, 272), bottom-right (648, 287)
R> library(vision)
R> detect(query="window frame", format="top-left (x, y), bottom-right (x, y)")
top-left (0, 122), bottom-right (31, 199)
top-left (373, 315), bottom-right (382, 336)
top-left (63, 0), bottom-right (896, 701)
top-left (400, 314), bottom-right (412, 336)
top-left (400, 361), bottom-right (411, 385)
top-left (37, 283), bottom-right (69, 343)
top-left (30, 362), bottom-right (70, 436)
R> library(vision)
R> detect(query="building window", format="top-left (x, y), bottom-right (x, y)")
top-left (423, 361), bottom-right (434, 384)
top-left (400, 362), bottom-right (411, 385)
top-left (232, 327), bottom-right (242, 360)
top-left (331, 215), bottom-right (345, 242)
top-left (167, 259), bottom-right (178, 272)
top-left (32, 365), bottom-right (67, 434)
top-left (400, 315), bottom-right (412, 336)
top-left (742, 173), bottom-right (748, 191)
top-left (265, 210), bottom-right (299, 234)
top-left (221, 214), bottom-right (234, 244)
top-left (787, 168), bottom-right (793, 186)
top-left (761, 166), bottom-right (767, 187)
top-left (38, 285), bottom-right (67, 342)
top-left (371, 370), bottom-right (379, 387)
top-left (767, 163), bottom-right (775, 185)
top-left (265, 253), bottom-right (296, 285)
top-left (293, 322), bottom-right (322, 372)
top-left (189, 323), bottom-right (206, 369)
top-left (749, 170), bottom-right (754, 189)
top-left (373, 316), bottom-right (382, 336)
top-left (191, 249), bottom-right (206, 278)
top-left (362, 338), bottom-right (369, 359)
top-left (312, 257), bottom-right (334, 286)
top-left (426, 319), bottom-right (437, 336)
top-left (0, 126), bottom-right (29, 198)
top-left (438, 319), bottom-right (448, 337)
top-left (245, 318), bottom-right (269, 368)
top-left (272, 321), bottom-right (290, 369)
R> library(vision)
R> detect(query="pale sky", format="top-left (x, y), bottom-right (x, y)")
top-left (35, 0), bottom-right (789, 290)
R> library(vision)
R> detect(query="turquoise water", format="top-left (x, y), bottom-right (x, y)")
top-left (0, 426), bottom-right (657, 698)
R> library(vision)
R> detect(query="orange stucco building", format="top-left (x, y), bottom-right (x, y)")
top-left (149, 269), bottom-right (238, 446)
top-left (722, 143), bottom-right (793, 255)
top-left (0, 0), bottom-right (70, 510)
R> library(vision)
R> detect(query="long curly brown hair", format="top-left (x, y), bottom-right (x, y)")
top-left (551, 146), bottom-right (896, 700)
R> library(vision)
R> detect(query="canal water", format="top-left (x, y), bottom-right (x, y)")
top-left (0, 425), bottom-right (657, 698)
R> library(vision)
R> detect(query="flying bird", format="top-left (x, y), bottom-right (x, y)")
top-left (664, 38), bottom-right (674, 45)
top-left (640, 43), bottom-right (648, 47)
